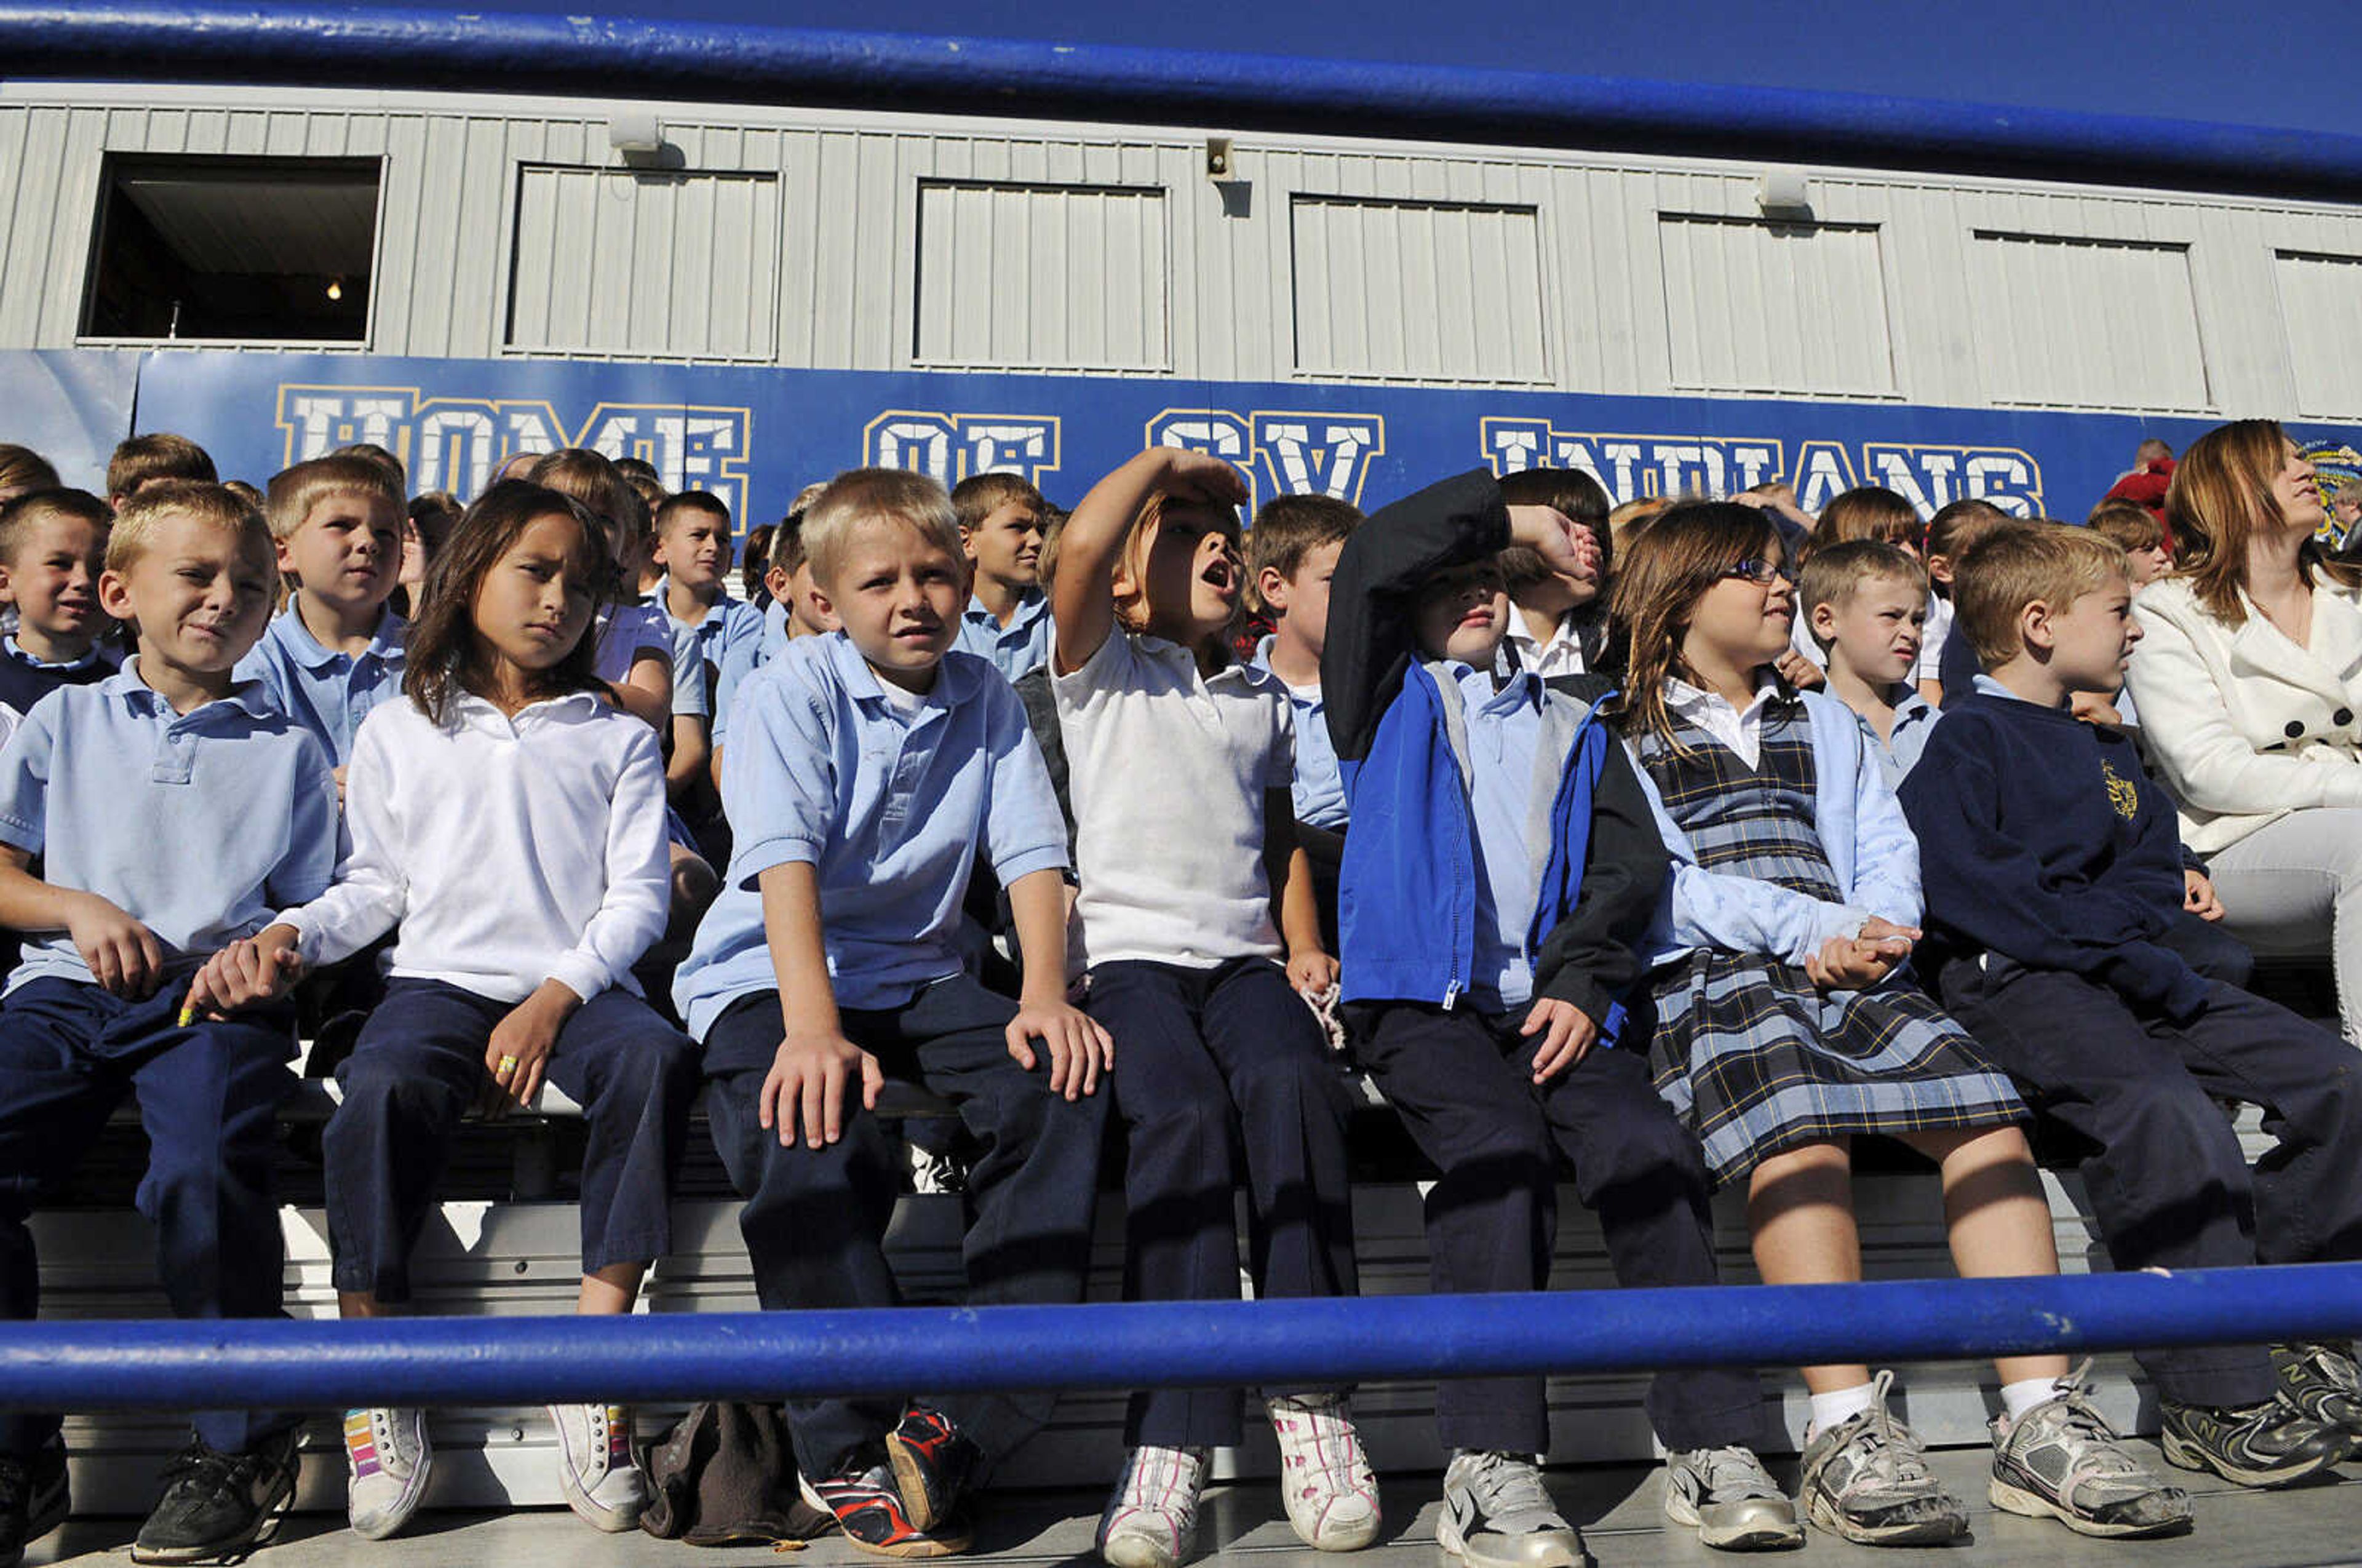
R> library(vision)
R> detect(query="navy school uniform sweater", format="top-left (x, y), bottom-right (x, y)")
top-left (0, 645), bottom-right (114, 717)
top-left (1897, 686), bottom-right (2209, 1021)
top-left (1321, 468), bottom-right (1667, 1024)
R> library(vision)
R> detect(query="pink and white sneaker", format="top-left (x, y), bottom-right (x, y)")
top-left (1268, 1393), bottom-right (1382, 1551)
top-left (1097, 1444), bottom-right (1207, 1568)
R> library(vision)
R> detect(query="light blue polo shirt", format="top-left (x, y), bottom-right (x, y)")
top-left (232, 599), bottom-right (406, 765)
top-left (674, 632), bottom-right (1068, 1033)
top-left (0, 661), bottom-right (341, 994)
top-left (1250, 635), bottom-right (1348, 831)
top-left (1452, 661), bottom-right (1547, 1011)
top-left (952, 589), bottom-right (1056, 683)
top-left (1857, 686), bottom-right (1942, 790)
top-left (710, 603), bottom-right (795, 746)
top-left (647, 581), bottom-right (766, 721)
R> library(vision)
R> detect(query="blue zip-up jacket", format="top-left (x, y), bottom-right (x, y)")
top-left (1323, 469), bottom-right (1668, 1026)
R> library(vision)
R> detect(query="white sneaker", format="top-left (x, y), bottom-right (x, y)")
top-left (1437, 1451), bottom-right (1587, 1568)
top-left (549, 1403), bottom-right (646, 1532)
top-left (1267, 1393), bottom-right (1382, 1550)
top-left (1096, 1444), bottom-right (1207, 1568)
top-left (343, 1407), bottom-right (431, 1540)
top-left (1661, 1446), bottom-right (1803, 1551)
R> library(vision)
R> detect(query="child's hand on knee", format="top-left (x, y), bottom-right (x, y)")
top-left (63, 889), bottom-right (164, 1000)
top-left (482, 980), bottom-right (578, 1120)
top-left (762, 1027), bottom-right (883, 1148)
top-left (2184, 869), bottom-right (2226, 921)
top-left (1005, 996), bottom-right (1114, 1100)
top-left (1521, 998), bottom-right (1599, 1083)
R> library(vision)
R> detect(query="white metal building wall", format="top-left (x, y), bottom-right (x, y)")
top-left (4, 84), bottom-right (2362, 419)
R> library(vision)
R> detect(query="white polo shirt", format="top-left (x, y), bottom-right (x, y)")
top-left (1054, 629), bottom-right (1294, 969)
top-left (277, 690), bottom-right (671, 1005)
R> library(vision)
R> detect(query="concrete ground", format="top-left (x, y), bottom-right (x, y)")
top-left (25, 1443), bottom-right (2362, 1568)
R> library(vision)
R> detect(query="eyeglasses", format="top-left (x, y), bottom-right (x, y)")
top-left (1721, 558), bottom-right (1795, 586)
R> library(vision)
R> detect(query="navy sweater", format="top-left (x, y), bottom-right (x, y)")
top-left (0, 647), bottom-right (112, 717)
top-left (1898, 690), bottom-right (2209, 1021)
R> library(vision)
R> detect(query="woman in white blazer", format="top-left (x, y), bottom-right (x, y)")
top-left (2123, 419), bottom-right (2362, 1046)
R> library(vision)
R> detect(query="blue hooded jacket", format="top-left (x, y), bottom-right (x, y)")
top-left (1338, 660), bottom-right (1618, 1030)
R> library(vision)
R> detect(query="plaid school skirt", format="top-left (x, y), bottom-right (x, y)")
top-left (1645, 952), bottom-right (2027, 1187)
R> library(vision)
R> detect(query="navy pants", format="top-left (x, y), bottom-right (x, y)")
top-left (1938, 953), bottom-right (2362, 1407)
top-left (1351, 999), bottom-right (1762, 1455)
top-left (324, 977), bottom-right (696, 1301)
top-left (704, 974), bottom-right (1109, 1481)
top-left (1089, 957), bottom-right (1359, 1449)
top-left (0, 979), bottom-right (298, 1457)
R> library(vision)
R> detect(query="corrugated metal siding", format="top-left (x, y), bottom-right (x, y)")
top-left (6, 85), bottom-right (2362, 410)
top-left (2275, 249), bottom-right (2362, 419)
top-left (1290, 194), bottom-right (1548, 382)
top-left (1657, 215), bottom-right (1895, 396)
top-left (507, 164), bottom-right (779, 360)
top-left (1965, 229), bottom-right (2212, 412)
top-left (912, 180), bottom-right (1169, 370)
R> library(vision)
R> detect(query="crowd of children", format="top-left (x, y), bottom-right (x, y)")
top-left (0, 423), bottom-right (2360, 1568)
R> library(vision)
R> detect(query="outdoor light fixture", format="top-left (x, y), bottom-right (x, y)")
top-left (608, 111), bottom-right (666, 155)
top-left (325, 277), bottom-right (343, 301)
top-left (1756, 170), bottom-right (1813, 217)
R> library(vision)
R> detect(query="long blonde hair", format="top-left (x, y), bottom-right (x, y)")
top-left (1608, 500), bottom-right (1779, 751)
top-left (2167, 419), bottom-right (2360, 626)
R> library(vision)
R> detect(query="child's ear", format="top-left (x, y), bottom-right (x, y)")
top-left (1808, 601), bottom-right (1838, 643)
top-left (2019, 598), bottom-right (2054, 654)
top-left (1257, 565), bottom-right (1291, 616)
top-left (1926, 554), bottom-right (1954, 586)
top-left (0, 562), bottom-right (15, 607)
top-left (97, 568), bottom-right (134, 621)
top-left (274, 536), bottom-right (298, 575)
top-left (805, 578), bottom-right (837, 624)
top-left (960, 526), bottom-right (980, 563)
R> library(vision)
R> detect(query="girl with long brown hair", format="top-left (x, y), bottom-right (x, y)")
top-left (1609, 503), bottom-right (2185, 1546)
top-left (186, 480), bottom-right (698, 1543)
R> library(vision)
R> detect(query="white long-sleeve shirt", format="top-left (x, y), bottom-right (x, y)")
top-left (277, 689), bottom-right (671, 1004)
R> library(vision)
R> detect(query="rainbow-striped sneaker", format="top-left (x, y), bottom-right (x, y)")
top-left (343, 1407), bottom-right (431, 1540)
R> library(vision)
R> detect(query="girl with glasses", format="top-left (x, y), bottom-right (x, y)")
top-left (1604, 501), bottom-right (2187, 1548)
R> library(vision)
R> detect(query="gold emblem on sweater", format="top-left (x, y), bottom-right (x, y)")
top-left (2102, 759), bottom-right (2139, 821)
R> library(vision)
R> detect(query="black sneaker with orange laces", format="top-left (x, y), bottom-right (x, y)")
top-left (799, 1452), bottom-right (972, 1559)
top-left (888, 1406), bottom-right (982, 1534)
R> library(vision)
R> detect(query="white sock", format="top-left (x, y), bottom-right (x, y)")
top-left (1807, 1382), bottom-right (1879, 1439)
top-left (2000, 1375), bottom-right (2061, 1421)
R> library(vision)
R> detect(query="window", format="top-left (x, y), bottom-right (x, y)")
top-left (2275, 250), bottom-right (2362, 419)
top-left (507, 165), bottom-right (781, 360)
top-left (1658, 215), bottom-right (1895, 396)
top-left (1966, 231), bottom-right (2209, 411)
top-left (1291, 197), bottom-right (1548, 383)
top-left (913, 181), bottom-right (1170, 371)
top-left (81, 155), bottom-right (380, 342)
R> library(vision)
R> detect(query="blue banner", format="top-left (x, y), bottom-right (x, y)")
top-left (93, 351), bottom-right (2358, 539)
top-left (0, 350), bottom-right (141, 494)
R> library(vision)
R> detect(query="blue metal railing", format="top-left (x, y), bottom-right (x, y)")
top-left (2, 5), bottom-right (2362, 202)
top-left (7, 1263), bottom-right (2362, 1411)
